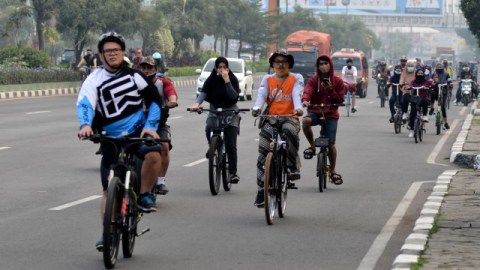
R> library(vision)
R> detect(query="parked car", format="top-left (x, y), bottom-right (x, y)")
top-left (196, 57), bottom-right (254, 101)
top-left (61, 48), bottom-right (75, 65)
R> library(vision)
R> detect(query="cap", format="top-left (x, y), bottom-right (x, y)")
top-left (140, 56), bottom-right (156, 67)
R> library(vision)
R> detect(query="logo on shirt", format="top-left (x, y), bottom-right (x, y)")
top-left (98, 75), bottom-right (142, 118)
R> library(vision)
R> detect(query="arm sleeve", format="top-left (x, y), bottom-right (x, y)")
top-left (225, 82), bottom-right (239, 100)
top-left (293, 73), bottom-right (304, 110)
top-left (253, 75), bottom-right (269, 109)
top-left (196, 92), bottom-right (207, 104)
top-left (302, 78), bottom-right (314, 102)
top-left (76, 79), bottom-right (97, 129)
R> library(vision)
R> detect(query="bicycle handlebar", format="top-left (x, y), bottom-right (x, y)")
top-left (187, 108), bottom-right (250, 114)
top-left (82, 134), bottom-right (170, 145)
top-left (306, 103), bottom-right (346, 108)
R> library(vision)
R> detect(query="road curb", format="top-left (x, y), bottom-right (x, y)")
top-left (391, 170), bottom-right (457, 270)
top-left (450, 101), bottom-right (479, 169)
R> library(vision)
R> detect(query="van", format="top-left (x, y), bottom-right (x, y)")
top-left (331, 48), bottom-right (369, 98)
top-left (195, 58), bottom-right (254, 101)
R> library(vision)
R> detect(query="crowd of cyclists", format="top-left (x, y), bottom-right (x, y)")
top-left (373, 56), bottom-right (478, 137)
top-left (76, 31), bottom-right (479, 253)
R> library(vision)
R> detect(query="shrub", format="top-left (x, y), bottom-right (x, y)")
top-left (0, 67), bottom-right (79, 85)
top-left (0, 46), bottom-right (51, 68)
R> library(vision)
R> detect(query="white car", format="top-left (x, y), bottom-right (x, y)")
top-left (196, 57), bottom-right (254, 101)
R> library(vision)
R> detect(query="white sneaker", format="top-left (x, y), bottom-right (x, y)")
top-left (408, 131), bottom-right (414, 138)
top-left (422, 115), bottom-right (429, 122)
top-left (402, 114), bottom-right (407, 120)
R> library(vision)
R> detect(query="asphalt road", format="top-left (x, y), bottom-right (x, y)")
top-left (0, 80), bottom-right (467, 270)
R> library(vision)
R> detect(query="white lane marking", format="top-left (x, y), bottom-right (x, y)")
top-left (357, 180), bottom-right (434, 270)
top-left (183, 158), bottom-right (207, 167)
top-left (459, 106), bottom-right (467, 115)
top-left (0, 147), bottom-right (11, 151)
top-left (427, 119), bottom-right (458, 165)
top-left (49, 195), bottom-right (102, 210)
top-left (169, 116), bottom-right (183, 120)
top-left (26, 111), bottom-right (51, 115)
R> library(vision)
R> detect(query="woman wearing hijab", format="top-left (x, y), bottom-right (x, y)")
top-left (190, 57), bottom-right (242, 184)
top-left (407, 68), bottom-right (433, 138)
top-left (388, 65), bottom-right (403, 123)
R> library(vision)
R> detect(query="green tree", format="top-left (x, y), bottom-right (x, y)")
top-left (460, 0), bottom-right (480, 47)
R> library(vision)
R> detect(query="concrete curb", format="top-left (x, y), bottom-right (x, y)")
top-left (391, 170), bottom-right (458, 270)
top-left (0, 80), bottom-right (197, 100)
top-left (450, 101), bottom-right (480, 169)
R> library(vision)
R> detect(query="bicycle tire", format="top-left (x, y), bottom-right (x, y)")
top-left (103, 177), bottom-right (122, 269)
top-left (122, 172), bottom-right (138, 259)
top-left (414, 118), bottom-right (419, 143)
top-left (208, 136), bottom-right (222, 195)
top-left (345, 92), bottom-right (351, 117)
top-left (379, 84), bottom-right (386, 108)
top-left (419, 122), bottom-right (424, 142)
top-left (264, 152), bottom-right (276, 225)
top-left (222, 153), bottom-right (231, 192)
top-left (394, 114), bottom-right (401, 134)
top-left (277, 152), bottom-right (287, 218)
top-left (317, 152), bottom-right (326, 192)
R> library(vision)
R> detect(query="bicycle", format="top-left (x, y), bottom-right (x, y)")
top-left (307, 103), bottom-right (345, 192)
top-left (435, 83), bottom-right (448, 135)
top-left (254, 114), bottom-right (296, 225)
top-left (187, 107), bottom-right (249, 196)
top-left (86, 134), bottom-right (168, 269)
top-left (378, 76), bottom-right (387, 108)
top-left (410, 86), bottom-right (427, 143)
top-left (446, 85), bottom-right (452, 110)
top-left (344, 86), bottom-right (351, 117)
top-left (391, 83), bottom-right (403, 134)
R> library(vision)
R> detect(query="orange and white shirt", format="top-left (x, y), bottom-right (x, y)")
top-left (254, 73), bottom-right (303, 115)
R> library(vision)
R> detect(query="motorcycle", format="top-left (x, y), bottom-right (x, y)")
top-left (461, 79), bottom-right (473, 106)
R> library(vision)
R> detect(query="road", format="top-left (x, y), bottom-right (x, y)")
top-left (0, 80), bottom-right (467, 270)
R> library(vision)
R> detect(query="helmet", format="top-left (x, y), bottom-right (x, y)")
top-left (269, 49), bottom-right (294, 69)
top-left (463, 66), bottom-right (470, 72)
top-left (123, 56), bottom-right (132, 68)
top-left (152, 52), bottom-right (162, 59)
top-left (400, 55), bottom-right (407, 61)
top-left (380, 61), bottom-right (386, 66)
top-left (98, 31), bottom-right (126, 52)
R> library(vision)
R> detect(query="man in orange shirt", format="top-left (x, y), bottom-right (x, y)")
top-left (252, 50), bottom-right (304, 207)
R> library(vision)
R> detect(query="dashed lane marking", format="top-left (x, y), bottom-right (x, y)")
top-left (183, 158), bottom-right (207, 167)
top-left (49, 195), bottom-right (102, 210)
top-left (25, 111), bottom-right (51, 115)
top-left (0, 147), bottom-right (11, 151)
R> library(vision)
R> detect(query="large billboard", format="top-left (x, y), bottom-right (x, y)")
top-left (263, 0), bottom-right (444, 17)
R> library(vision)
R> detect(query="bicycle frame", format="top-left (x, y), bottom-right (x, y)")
top-left (410, 86), bottom-right (426, 143)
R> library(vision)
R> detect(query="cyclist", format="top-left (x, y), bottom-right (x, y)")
top-left (77, 48), bottom-right (95, 77)
top-left (76, 32), bottom-right (163, 250)
top-left (341, 58), bottom-right (357, 113)
top-left (388, 65), bottom-right (403, 123)
top-left (189, 57), bottom-right (242, 184)
top-left (376, 61), bottom-right (390, 98)
top-left (139, 56), bottom-right (178, 195)
top-left (399, 55), bottom-right (408, 70)
top-left (302, 54), bottom-right (345, 185)
top-left (443, 59), bottom-right (454, 78)
top-left (431, 62), bottom-right (452, 129)
top-left (252, 50), bottom-right (303, 207)
top-left (400, 59), bottom-right (416, 123)
top-left (407, 68), bottom-right (433, 138)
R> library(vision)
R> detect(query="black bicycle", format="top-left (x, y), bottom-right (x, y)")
top-left (391, 83), bottom-right (403, 134)
top-left (307, 104), bottom-right (344, 192)
top-left (86, 134), bottom-right (168, 269)
top-left (188, 107), bottom-right (249, 195)
top-left (255, 114), bottom-right (297, 225)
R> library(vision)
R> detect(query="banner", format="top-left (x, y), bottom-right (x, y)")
top-left (268, 0), bottom-right (444, 17)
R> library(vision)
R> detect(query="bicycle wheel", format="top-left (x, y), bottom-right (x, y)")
top-left (222, 153), bottom-right (231, 192)
top-left (316, 152), bottom-right (326, 192)
top-left (345, 92), bottom-right (351, 117)
top-left (446, 91), bottom-right (451, 110)
top-left (419, 122), bottom-right (424, 142)
top-left (414, 118), bottom-right (420, 143)
top-left (103, 177), bottom-right (122, 269)
top-left (122, 172), bottom-right (138, 258)
top-left (380, 85), bottom-right (386, 108)
top-left (264, 152), bottom-right (276, 225)
top-left (394, 114), bottom-right (401, 134)
top-left (277, 152), bottom-right (288, 218)
top-left (208, 136), bottom-right (222, 195)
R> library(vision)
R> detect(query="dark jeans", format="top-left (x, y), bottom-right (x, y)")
top-left (206, 126), bottom-right (238, 175)
top-left (409, 99), bottom-right (429, 129)
top-left (389, 93), bottom-right (403, 118)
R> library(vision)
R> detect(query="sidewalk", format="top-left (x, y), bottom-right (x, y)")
top-left (392, 101), bottom-right (480, 269)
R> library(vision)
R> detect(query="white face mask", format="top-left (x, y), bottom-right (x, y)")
top-left (407, 67), bottom-right (414, 73)
top-left (395, 70), bottom-right (401, 75)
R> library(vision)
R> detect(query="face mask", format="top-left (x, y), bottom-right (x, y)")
top-left (395, 70), bottom-right (401, 75)
top-left (347, 65), bottom-right (352, 69)
top-left (401, 62), bottom-right (406, 67)
top-left (416, 75), bottom-right (425, 79)
top-left (407, 67), bottom-right (414, 73)
top-left (436, 69), bottom-right (443, 74)
top-left (147, 73), bottom-right (156, 80)
top-left (443, 63), bottom-right (448, 67)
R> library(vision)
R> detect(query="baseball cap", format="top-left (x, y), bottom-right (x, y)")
top-left (140, 56), bottom-right (156, 67)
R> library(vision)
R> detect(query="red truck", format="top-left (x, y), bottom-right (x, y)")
top-left (285, 30), bottom-right (332, 80)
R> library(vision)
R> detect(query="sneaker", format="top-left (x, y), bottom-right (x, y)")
top-left (444, 123), bottom-right (450, 130)
top-left (389, 117), bottom-right (394, 123)
top-left (230, 174), bottom-right (240, 184)
top-left (429, 108), bottom-right (434, 115)
top-left (287, 166), bottom-right (301, 181)
top-left (351, 108), bottom-right (357, 113)
top-left (254, 190), bottom-right (264, 208)
top-left (422, 115), bottom-right (429, 122)
top-left (408, 131), bottom-right (414, 138)
top-left (155, 183), bottom-right (169, 195)
top-left (137, 193), bottom-right (157, 213)
top-left (95, 235), bottom-right (103, 252)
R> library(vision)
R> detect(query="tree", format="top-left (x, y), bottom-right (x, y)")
top-left (460, 0), bottom-right (480, 47)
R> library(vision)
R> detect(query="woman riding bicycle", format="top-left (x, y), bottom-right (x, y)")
top-left (407, 68), bottom-right (433, 138)
top-left (302, 54), bottom-right (345, 185)
top-left (431, 62), bottom-right (452, 130)
top-left (388, 65), bottom-right (403, 123)
top-left (251, 50), bottom-right (304, 207)
top-left (189, 57), bottom-right (241, 184)
top-left (400, 59), bottom-right (416, 122)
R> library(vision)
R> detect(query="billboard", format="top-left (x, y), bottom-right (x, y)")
top-left (264, 0), bottom-right (444, 17)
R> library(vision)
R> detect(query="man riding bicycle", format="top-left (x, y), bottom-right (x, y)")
top-left (431, 62), bottom-right (452, 130)
top-left (76, 32), bottom-right (163, 251)
top-left (77, 48), bottom-right (95, 77)
top-left (302, 54), bottom-right (345, 186)
top-left (252, 50), bottom-right (304, 207)
top-left (341, 58), bottom-right (357, 113)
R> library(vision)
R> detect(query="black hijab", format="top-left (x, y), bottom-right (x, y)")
top-left (414, 68), bottom-right (426, 84)
top-left (390, 65), bottom-right (402, 84)
top-left (202, 57), bottom-right (240, 108)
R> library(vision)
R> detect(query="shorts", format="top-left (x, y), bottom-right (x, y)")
top-left (157, 124), bottom-right (172, 150)
top-left (304, 113), bottom-right (338, 145)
